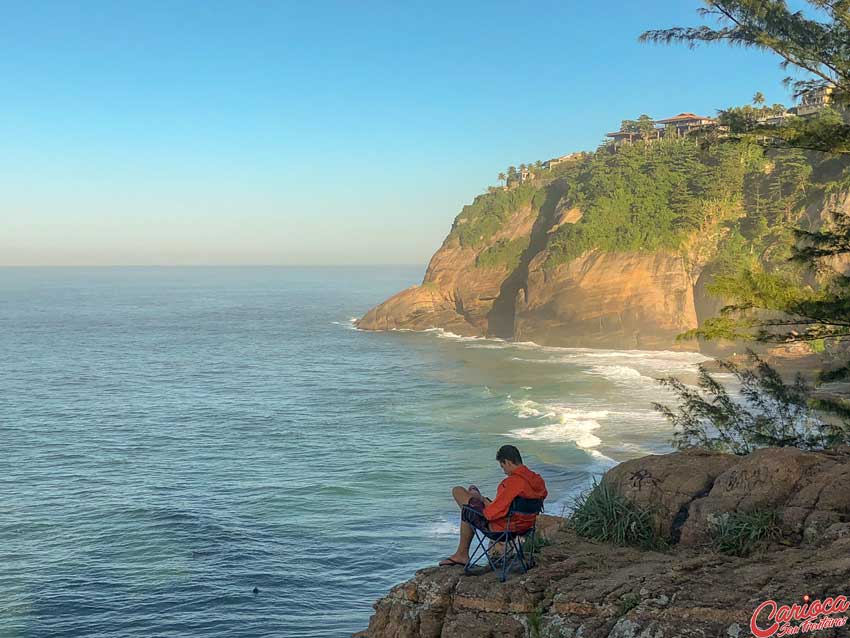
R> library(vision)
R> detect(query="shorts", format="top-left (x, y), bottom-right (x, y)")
top-left (461, 504), bottom-right (489, 531)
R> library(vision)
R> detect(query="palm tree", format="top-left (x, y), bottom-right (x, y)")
top-left (498, 172), bottom-right (506, 186)
top-left (752, 91), bottom-right (766, 106)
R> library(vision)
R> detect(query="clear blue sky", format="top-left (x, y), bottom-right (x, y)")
top-left (2, 0), bottom-right (802, 266)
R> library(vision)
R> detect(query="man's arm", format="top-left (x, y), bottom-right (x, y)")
top-left (483, 478), bottom-right (521, 522)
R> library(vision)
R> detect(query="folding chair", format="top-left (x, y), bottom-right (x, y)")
top-left (462, 496), bottom-right (544, 582)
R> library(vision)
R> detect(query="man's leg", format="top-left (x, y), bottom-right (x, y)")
top-left (439, 486), bottom-right (476, 565)
top-left (452, 485), bottom-right (471, 507)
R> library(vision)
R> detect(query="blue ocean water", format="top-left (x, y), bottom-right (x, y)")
top-left (1, 266), bottom-right (708, 637)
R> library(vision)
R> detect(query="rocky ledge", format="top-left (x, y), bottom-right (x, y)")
top-left (356, 448), bottom-right (850, 638)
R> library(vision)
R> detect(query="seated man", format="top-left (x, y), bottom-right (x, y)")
top-left (439, 444), bottom-right (548, 567)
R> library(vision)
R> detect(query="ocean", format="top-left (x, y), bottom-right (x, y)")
top-left (1, 266), bottom-right (709, 637)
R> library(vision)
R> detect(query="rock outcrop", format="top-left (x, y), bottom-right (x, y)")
top-left (356, 150), bottom-right (849, 352)
top-left (357, 448), bottom-right (850, 638)
top-left (357, 202), bottom-right (539, 338)
top-left (604, 447), bottom-right (850, 546)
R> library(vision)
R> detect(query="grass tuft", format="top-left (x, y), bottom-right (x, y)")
top-left (617, 593), bottom-right (641, 616)
top-left (709, 509), bottom-right (781, 557)
top-left (568, 479), bottom-right (664, 550)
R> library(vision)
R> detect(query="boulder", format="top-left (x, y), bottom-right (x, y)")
top-left (681, 447), bottom-right (850, 545)
top-left (602, 448), bottom-right (737, 542)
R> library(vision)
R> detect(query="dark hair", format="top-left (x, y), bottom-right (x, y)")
top-left (496, 445), bottom-right (523, 465)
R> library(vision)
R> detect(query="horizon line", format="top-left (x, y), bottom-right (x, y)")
top-left (0, 263), bottom-right (427, 268)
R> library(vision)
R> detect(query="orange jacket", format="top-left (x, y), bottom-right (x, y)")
top-left (483, 465), bottom-right (547, 532)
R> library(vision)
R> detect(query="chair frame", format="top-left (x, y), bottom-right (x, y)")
top-left (462, 496), bottom-right (544, 582)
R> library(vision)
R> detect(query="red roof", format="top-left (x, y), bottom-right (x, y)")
top-left (656, 112), bottom-right (715, 124)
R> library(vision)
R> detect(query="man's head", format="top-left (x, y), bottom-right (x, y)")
top-left (496, 444), bottom-right (523, 475)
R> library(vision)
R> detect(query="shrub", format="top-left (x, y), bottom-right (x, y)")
top-left (654, 351), bottom-right (850, 454)
top-left (451, 182), bottom-right (542, 248)
top-left (568, 479), bottom-right (664, 549)
top-left (709, 509), bottom-right (781, 557)
top-left (617, 593), bottom-right (641, 616)
top-left (475, 236), bottom-right (530, 270)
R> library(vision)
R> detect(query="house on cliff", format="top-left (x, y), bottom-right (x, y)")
top-left (542, 153), bottom-right (580, 169)
top-left (654, 112), bottom-right (718, 137)
top-left (790, 86), bottom-right (833, 117)
top-left (605, 112), bottom-right (719, 147)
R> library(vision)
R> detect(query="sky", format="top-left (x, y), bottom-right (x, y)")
top-left (1, 1), bottom-right (808, 266)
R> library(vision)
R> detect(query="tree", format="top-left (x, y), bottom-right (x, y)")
top-left (654, 352), bottom-right (848, 454)
top-left (641, 1), bottom-right (850, 97)
top-left (637, 114), bottom-right (657, 142)
top-left (643, 0), bottom-right (850, 425)
top-left (752, 91), bottom-right (765, 106)
top-left (498, 172), bottom-right (507, 186)
top-left (641, 0), bottom-right (850, 154)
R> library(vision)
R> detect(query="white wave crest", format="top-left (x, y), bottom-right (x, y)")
top-left (587, 365), bottom-right (654, 385)
top-left (428, 517), bottom-right (460, 537)
top-left (505, 398), bottom-right (609, 450)
top-left (331, 317), bottom-right (360, 330)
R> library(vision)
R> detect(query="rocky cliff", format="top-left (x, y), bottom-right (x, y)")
top-left (358, 143), bottom-right (849, 352)
top-left (356, 447), bottom-right (850, 638)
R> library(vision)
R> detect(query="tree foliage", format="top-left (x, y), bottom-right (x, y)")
top-left (654, 352), bottom-right (850, 454)
top-left (643, 0), bottom-right (850, 428)
top-left (544, 137), bottom-right (777, 267)
top-left (642, 0), bottom-right (850, 154)
top-left (641, 1), bottom-right (850, 97)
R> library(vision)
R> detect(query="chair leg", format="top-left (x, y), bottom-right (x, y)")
top-left (500, 540), bottom-right (509, 582)
top-left (465, 530), bottom-right (489, 574)
top-left (466, 530), bottom-right (500, 575)
top-left (522, 530), bottom-right (534, 570)
top-left (515, 540), bottom-right (526, 574)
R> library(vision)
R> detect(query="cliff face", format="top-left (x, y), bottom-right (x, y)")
top-left (357, 145), bottom-right (848, 351)
top-left (515, 250), bottom-right (698, 349)
top-left (357, 192), bottom-right (715, 349)
top-left (357, 199), bottom-right (539, 338)
top-left (357, 448), bottom-right (850, 638)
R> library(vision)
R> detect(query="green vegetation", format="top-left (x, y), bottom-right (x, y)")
top-left (475, 236), bottom-right (530, 270)
top-left (654, 352), bottom-right (850, 454)
top-left (642, 1), bottom-right (850, 155)
top-left (569, 479), bottom-right (664, 549)
top-left (544, 138), bottom-right (768, 267)
top-left (709, 510), bottom-right (781, 557)
top-left (526, 606), bottom-right (543, 638)
top-left (617, 593), bottom-right (642, 616)
top-left (618, 113), bottom-right (657, 141)
top-left (522, 531), bottom-right (551, 555)
top-left (643, 0), bottom-right (850, 424)
top-left (451, 182), bottom-right (543, 248)
top-left (717, 103), bottom-right (788, 132)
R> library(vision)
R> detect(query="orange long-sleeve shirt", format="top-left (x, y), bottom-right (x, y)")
top-left (483, 465), bottom-right (547, 532)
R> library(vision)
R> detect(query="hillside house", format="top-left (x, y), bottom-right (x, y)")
top-left (791, 87), bottom-right (833, 118)
top-left (542, 152), bottom-right (580, 169)
top-left (655, 113), bottom-right (717, 137)
top-left (605, 130), bottom-right (640, 146)
top-left (757, 111), bottom-right (795, 126)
